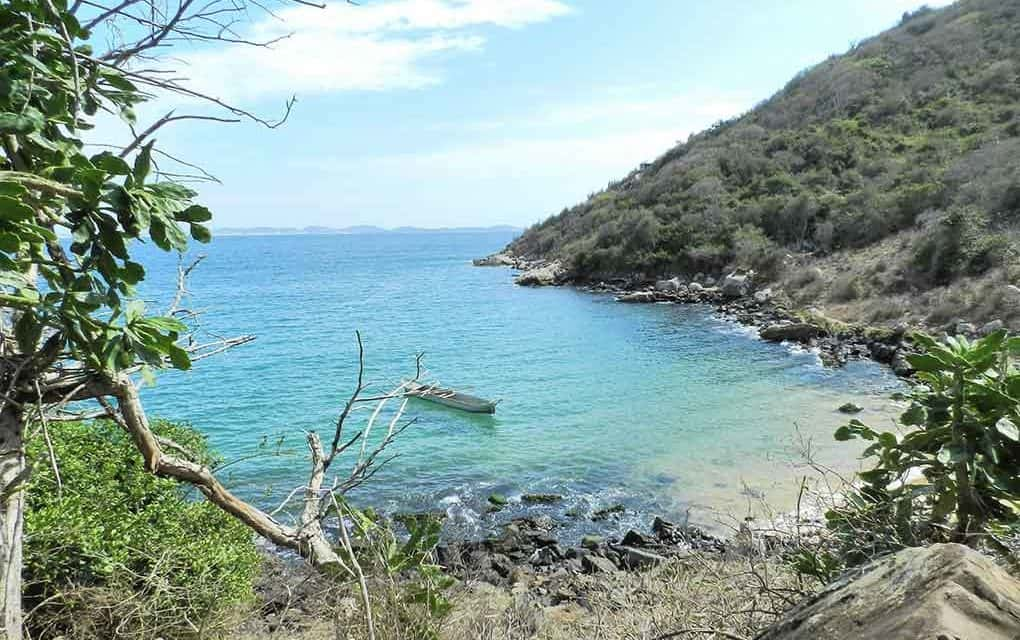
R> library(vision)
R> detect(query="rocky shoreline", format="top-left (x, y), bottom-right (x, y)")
top-left (474, 251), bottom-right (971, 374)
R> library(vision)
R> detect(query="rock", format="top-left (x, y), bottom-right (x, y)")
top-left (837, 402), bottom-right (863, 414)
top-left (581, 554), bottom-right (618, 574)
top-left (721, 271), bottom-right (753, 298)
top-left (580, 535), bottom-right (604, 550)
top-left (591, 504), bottom-right (625, 521)
top-left (487, 493), bottom-right (508, 506)
top-left (760, 322), bottom-right (824, 343)
top-left (515, 261), bottom-right (564, 287)
top-left (617, 291), bottom-right (657, 303)
top-left (521, 493), bottom-right (562, 504)
top-left (472, 252), bottom-right (515, 267)
top-left (612, 545), bottom-right (666, 570)
top-left (957, 322), bottom-right (977, 336)
top-left (654, 277), bottom-right (683, 293)
top-left (981, 319), bottom-right (1005, 335)
top-left (753, 287), bottom-right (773, 303)
top-left (529, 545), bottom-right (562, 567)
top-left (621, 529), bottom-right (656, 547)
top-left (758, 543), bottom-right (1020, 640)
top-left (688, 282), bottom-right (704, 292)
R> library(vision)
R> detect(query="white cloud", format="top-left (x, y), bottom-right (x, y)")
top-left (174, 0), bottom-right (570, 100)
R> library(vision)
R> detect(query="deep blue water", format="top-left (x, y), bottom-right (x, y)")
top-left (136, 231), bottom-right (903, 539)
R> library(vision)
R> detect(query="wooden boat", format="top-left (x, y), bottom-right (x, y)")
top-left (404, 380), bottom-right (498, 414)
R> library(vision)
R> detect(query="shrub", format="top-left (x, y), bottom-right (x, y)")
top-left (829, 273), bottom-right (863, 302)
top-left (24, 420), bottom-right (260, 639)
top-left (798, 331), bottom-right (1020, 581)
top-left (731, 225), bottom-right (785, 279)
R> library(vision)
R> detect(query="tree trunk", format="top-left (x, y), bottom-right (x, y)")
top-left (0, 405), bottom-right (24, 640)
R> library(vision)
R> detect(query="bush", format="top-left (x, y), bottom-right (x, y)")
top-left (796, 331), bottom-right (1020, 582)
top-left (24, 420), bottom-right (260, 639)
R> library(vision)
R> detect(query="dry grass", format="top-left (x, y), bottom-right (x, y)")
top-left (230, 552), bottom-right (804, 640)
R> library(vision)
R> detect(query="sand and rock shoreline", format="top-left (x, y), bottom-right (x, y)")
top-left (473, 251), bottom-right (927, 373)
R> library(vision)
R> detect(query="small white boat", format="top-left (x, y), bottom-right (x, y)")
top-left (404, 380), bottom-right (498, 414)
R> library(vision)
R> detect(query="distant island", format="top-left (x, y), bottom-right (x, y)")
top-left (213, 224), bottom-right (523, 236)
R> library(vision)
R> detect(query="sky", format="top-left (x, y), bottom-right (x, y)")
top-left (122, 0), bottom-right (953, 230)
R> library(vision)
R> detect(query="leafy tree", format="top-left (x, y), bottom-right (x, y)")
top-left (0, 1), bottom-right (426, 637)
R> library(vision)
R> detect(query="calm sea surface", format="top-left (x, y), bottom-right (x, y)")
top-left (137, 231), bottom-right (903, 539)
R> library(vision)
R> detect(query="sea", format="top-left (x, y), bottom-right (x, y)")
top-left (136, 230), bottom-right (904, 541)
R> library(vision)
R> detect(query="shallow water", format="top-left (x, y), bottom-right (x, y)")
top-left (136, 231), bottom-right (904, 540)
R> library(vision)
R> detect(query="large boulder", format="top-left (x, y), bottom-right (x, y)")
top-left (759, 543), bottom-right (1020, 640)
top-left (654, 277), bottom-right (683, 293)
top-left (721, 271), bottom-right (753, 298)
top-left (759, 322), bottom-right (824, 343)
top-left (515, 261), bottom-right (564, 287)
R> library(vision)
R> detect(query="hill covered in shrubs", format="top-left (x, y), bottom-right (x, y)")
top-left (508, 0), bottom-right (1020, 328)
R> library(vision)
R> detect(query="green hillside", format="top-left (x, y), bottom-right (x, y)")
top-left (509, 0), bottom-right (1020, 328)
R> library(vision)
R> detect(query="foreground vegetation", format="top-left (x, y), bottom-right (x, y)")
top-left (510, 0), bottom-right (1020, 327)
top-left (24, 421), bottom-right (259, 639)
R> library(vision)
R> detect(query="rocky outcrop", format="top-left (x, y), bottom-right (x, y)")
top-left (759, 322), bottom-right (824, 343)
top-left (515, 261), bottom-right (566, 287)
top-left (758, 543), bottom-right (1020, 640)
top-left (721, 271), bottom-right (753, 298)
top-left (436, 516), bottom-right (724, 587)
top-left (472, 252), bottom-right (517, 267)
top-left (654, 277), bottom-right (684, 293)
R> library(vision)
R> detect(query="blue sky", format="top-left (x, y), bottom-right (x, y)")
top-left (135, 0), bottom-right (951, 229)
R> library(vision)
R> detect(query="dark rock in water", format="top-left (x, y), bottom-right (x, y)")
top-left (591, 504), bottom-right (625, 521)
top-left (580, 534), bottom-right (604, 550)
top-left (758, 543), bottom-right (1020, 640)
top-left (760, 322), bottom-right (824, 343)
top-left (837, 402), bottom-right (863, 414)
top-left (617, 290), bottom-right (657, 303)
top-left (581, 554), bottom-right (618, 574)
top-left (487, 493), bottom-right (508, 506)
top-left (521, 493), bottom-right (563, 504)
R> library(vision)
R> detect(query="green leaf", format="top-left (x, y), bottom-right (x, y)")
top-left (0, 196), bottom-right (34, 222)
top-left (906, 353), bottom-right (948, 373)
top-left (0, 111), bottom-right (42, 134)
top-left (0, 233), bottom-right (19, 253)
top-left (178, 205), bottom-right (212, 223)
top-left (995, 417), bottom-right (1020, 442)
top-left (14, 311), bottom-right (41, 353)
top-left (120, 261), bottom-right (145, 285)
top-left (0, 183), bottom-right (29, 199)
top-left (190, 222), bottom-right (211, 243)
top-left (167, 344), bottom-right (191, 370)
top-left (133, 141), bottom-right (154, 184)
top-left (91, 151), bottom-right (131, 176)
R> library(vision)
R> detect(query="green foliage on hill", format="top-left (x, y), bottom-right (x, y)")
top-left (512, 1), bottom-right (1020, 290)
top-left (23, 420), bottom-right (259, 639)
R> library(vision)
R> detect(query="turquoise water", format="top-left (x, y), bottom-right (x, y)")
top-left (137, 231), bottom-right (903, 539)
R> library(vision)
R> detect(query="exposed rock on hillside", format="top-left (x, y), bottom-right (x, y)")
top-left (758, 543), bottom-right (1020, 640)
top-left (515, 261), bottom-right (566, 287)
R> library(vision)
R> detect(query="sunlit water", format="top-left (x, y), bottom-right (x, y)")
top-left (136, 231), bottom-right (904, 540)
